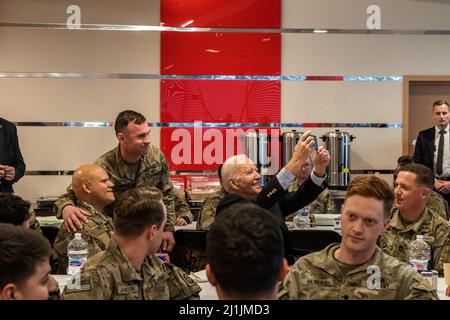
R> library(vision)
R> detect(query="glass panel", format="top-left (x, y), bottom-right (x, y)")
top-left (161, 0), bottom-right (280, 28)
top-left (161, 32), bottom-right (280, 75)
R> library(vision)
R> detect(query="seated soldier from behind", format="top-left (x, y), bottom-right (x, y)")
top-left (0, 193), bottom-right (59, 298)
top-left (0, 192), bottom-right (42, 233)
top-left (53, 164), bottom-right (115, 274)
top-left (0, 192), bottom-right (33, 228)
top-left (395, 155), bottom-right (448, 221)
top-left (62, 186), bottom-right (201, 300)
top-left (279, 175), bottom-right (438, 300)
top-left (207, 203), bottom-right (289, 299)
top-left (197, 164), bottom-right (226, 231)
top-left (285, 155), bottom-right (336, 222)
top-left (379, 163), bottom-right (450, 275)
top-left (0, 223), bottom-right (53, 300)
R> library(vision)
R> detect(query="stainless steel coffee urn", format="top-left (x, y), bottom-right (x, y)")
top-left (281, 130), bottom-right (303, 167)
top-left (244, 131), bottom-right (258, 164)
top-left (321, 130), bottom-right (355, 188)
top-left (243, 131), bottom-right (270, 186)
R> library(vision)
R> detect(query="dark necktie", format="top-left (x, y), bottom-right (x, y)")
top-left (436, 129), bottom-right (446, 176)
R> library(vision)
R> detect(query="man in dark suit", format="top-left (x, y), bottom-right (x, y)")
top-left (216, 131), bottom-right (330, 264)
top-left (0, 117), bottom-right (26, 193)
top-left (414, 100), bottom-right (450, 203)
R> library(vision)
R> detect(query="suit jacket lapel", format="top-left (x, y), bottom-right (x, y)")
top-left (0, 123), bottom-right (5, 164)
top-left (428, 127), bottom-right (435, 160)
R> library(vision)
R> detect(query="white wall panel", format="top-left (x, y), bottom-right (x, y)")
top-left (283, 34), bottom-right (450, 75)
top-left (17, 126), bottom-right (161, 170)
top-left (0, 0), bottom-right (160, 25)
top-left (14, 176), bottom-right (72, 203)
top-left (282, 81), bottom-right (402, 123)
top-left (0, 29), bottom-right (159, 73)
top-left (0, 79), bottom-right (160, 121)
top-left (283, 0), bottom-right (450, 29)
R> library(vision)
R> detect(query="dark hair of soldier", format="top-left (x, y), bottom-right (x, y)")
top-left (0, 193), bottom-right (31, 226)
top-left (114, 110), bottom-right (146, 133)
top-left (0, 223), bottom-right (52, 289)
top-left (345, 175), bottom-right (394, 218)
top-left (396, 163), bottom-right (435, 190)
top-left (113, 186), bottom-right (165, 237)
top-left (206, 203), bottom-right (284, 297)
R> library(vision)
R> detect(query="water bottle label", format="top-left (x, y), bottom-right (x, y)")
top-left (409, 259), bottom-right (428, 271)
top-left (68, 257), bottom-right (87, 275)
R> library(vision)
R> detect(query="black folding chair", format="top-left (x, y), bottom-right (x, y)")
top-left (289, 229), bottom-right (341, 258)
top-left (172, 230), bottom-right (207, 272)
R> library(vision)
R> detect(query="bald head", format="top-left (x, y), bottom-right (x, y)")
top-left (72, 164), bottom-right (115, 211)
top-left (221, 155), bottom-right (262, 197)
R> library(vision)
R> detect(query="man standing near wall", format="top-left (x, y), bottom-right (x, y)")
top-left (54, 110), bottom-right (177, 252)
top-left (414, 100), bottom-right (450, 204)
top-left (0, 117), bottom-right (25, 193)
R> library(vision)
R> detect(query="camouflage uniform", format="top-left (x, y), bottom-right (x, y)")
top-left (427, 191), bottom-right (449, 221)
top-left (285, 181), bottom-right (336, 222)
top-left (174, 189), bottom-right (193, 224)
top-left (54, 145), bottom-right (176, 231)
top-left (53, 201), bottom-right (113, 274)
top-left (28, 208), bottom-right (42, 234)
top-left (196, 188), bottom-right (226, 231)
top-left (62, 239), bottom-right (201, 300)
top-left (278, 243), bottom-right (438, 300)
top-left (379, 207), bottom-right (450, 275)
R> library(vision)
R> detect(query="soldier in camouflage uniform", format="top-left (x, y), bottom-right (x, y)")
top-left (427, 190), bottom-right (449, 221)
top-left (174, 188), bottom-right (194, 226)
top-left (284, 156), bottom-right (336, 222)
top-left (0, 192), bottom-right (32, 227)
top-left (278, 244), bottom-right (438, 300)
top-left (0, 193), bottom-right (60, 299)
top-left (62, 186), bottom-right (201, 300)
top-left (53, 165), bottom-right (114, 274)
top-left (379, 163), bottom-right (450, 275)
top-left (207, 203), bottom-right (288, 299)
top-left (285, 185), bottom-right (336, 221)
top-left (28, 209), bottom-right (42, 234)
top-left (54, 110), bottom-right (177, 252)
top-left (196, 188), bottom-right (226, 230)
top-left (278, 175), bottom-right (438, 300)
top-left (394, 155), bottom-right (449, 221)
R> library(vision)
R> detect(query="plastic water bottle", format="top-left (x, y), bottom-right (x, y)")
top-left (408, 235), bottom-right (431, 272)
top-left (295, 208), bottom-right (310, 229)
top-left (67, 233), bottom-right (88, 276)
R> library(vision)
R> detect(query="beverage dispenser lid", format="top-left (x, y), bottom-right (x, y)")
top-left (322, 129), bottom-right (355, 141)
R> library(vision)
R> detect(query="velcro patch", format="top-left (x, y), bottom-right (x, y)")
top-left (117, 284), bottom-right (139, 294)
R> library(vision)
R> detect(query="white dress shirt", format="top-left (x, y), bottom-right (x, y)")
top-left (434, 124), bottom-right (450, 178)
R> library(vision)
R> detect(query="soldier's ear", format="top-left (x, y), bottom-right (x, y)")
top-left (278, 258), bottom-right (290, 282)
top-left (117, 131), bottom-right (125, 144)
top-left (1, 284), bottom-right (17, 300)
top-left (82, 181), bottom-right (91, 194)
top-left (205, 264), bottom-right (217, 287)
top-left (147, 225), bottom-right (157, 241)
